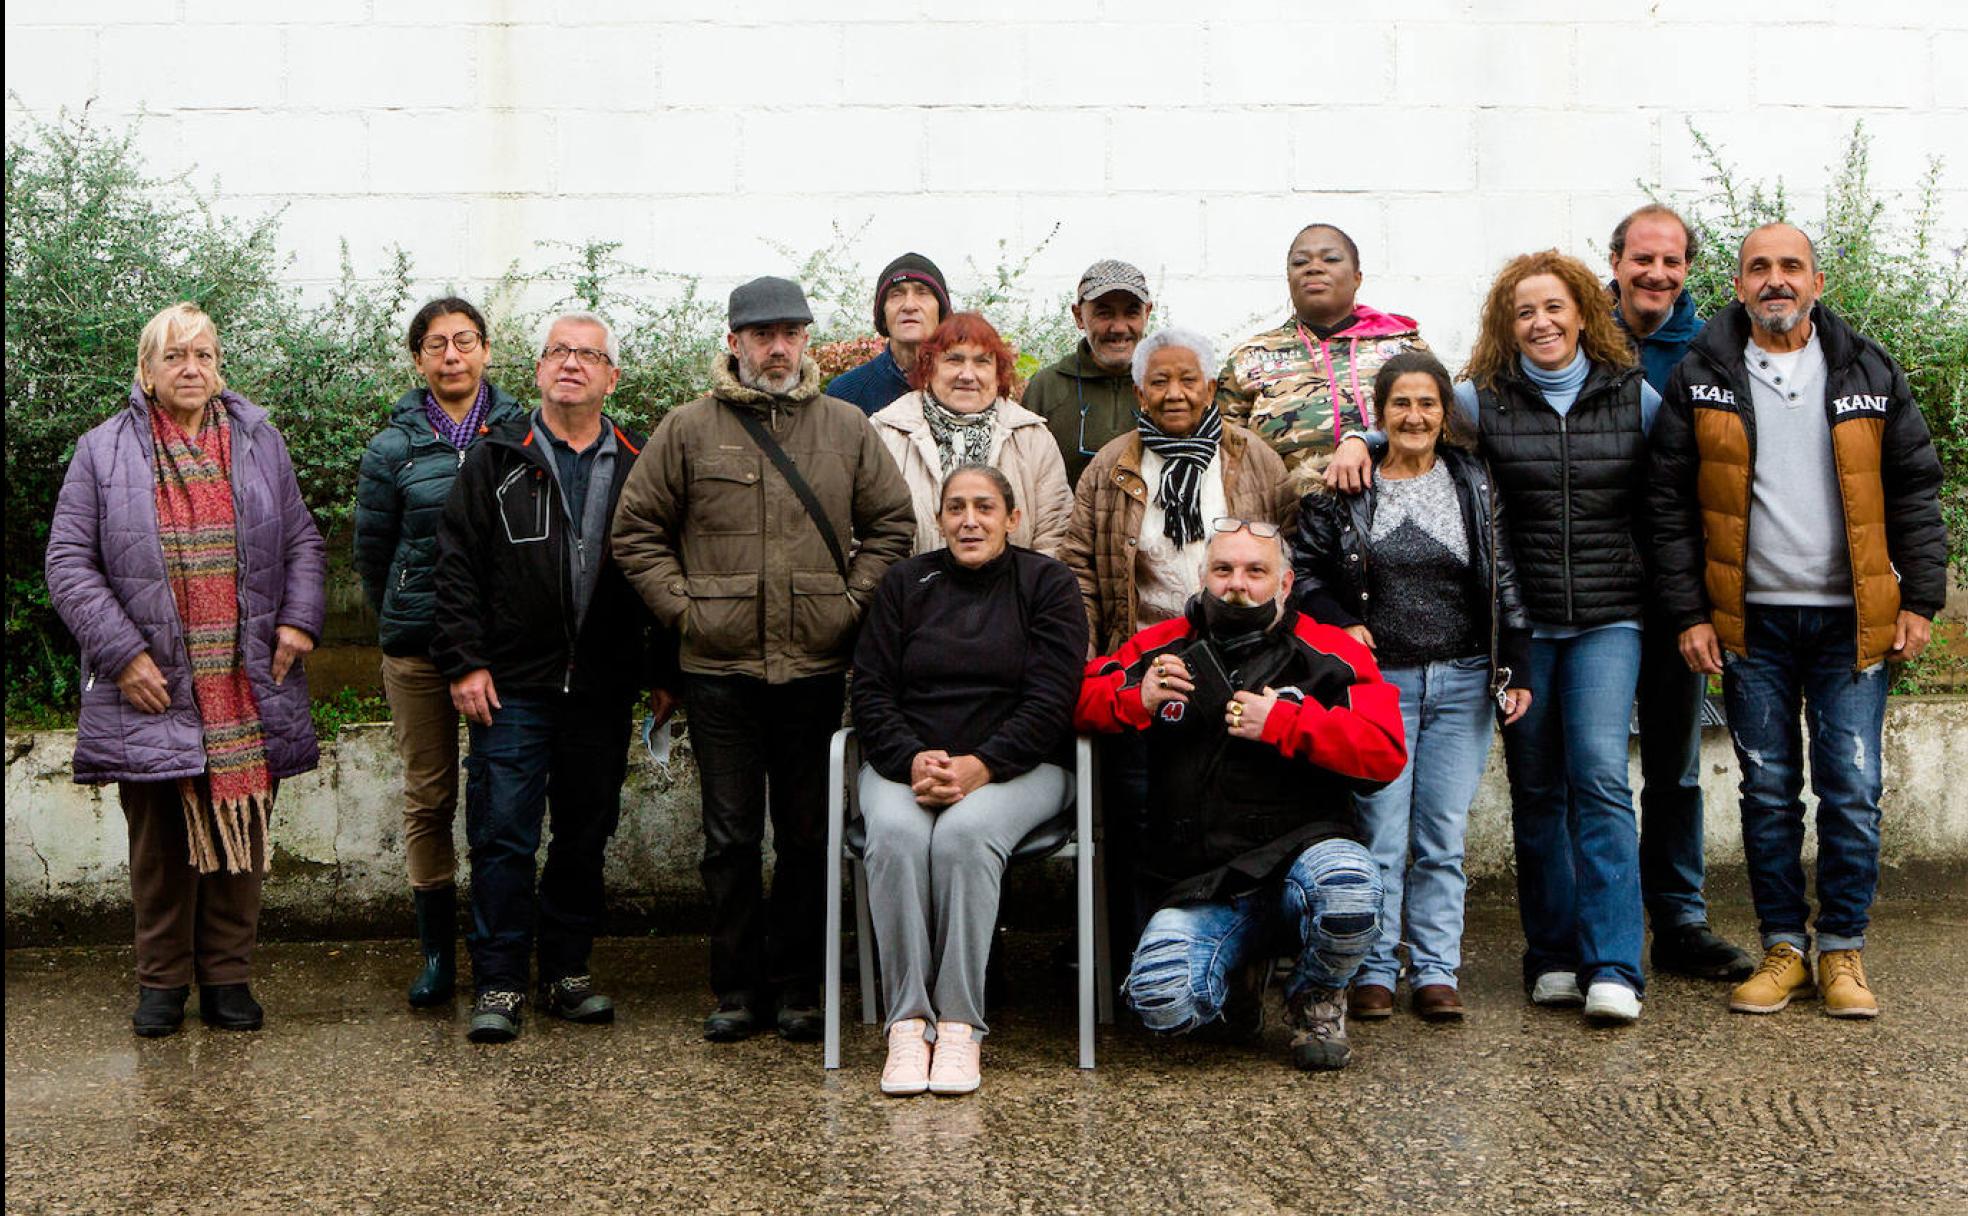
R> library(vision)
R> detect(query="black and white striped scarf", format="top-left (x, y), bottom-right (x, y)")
top-left (1137, 403), bottom-right (1222, 547)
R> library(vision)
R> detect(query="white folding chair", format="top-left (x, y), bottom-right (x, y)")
top-left (823, 728), bottom-right (1113, 1070)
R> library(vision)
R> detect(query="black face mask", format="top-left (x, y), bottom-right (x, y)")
top-left (1199, 591), bottom-right (1277, 654)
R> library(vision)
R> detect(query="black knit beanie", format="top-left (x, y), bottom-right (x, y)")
top-left (872, 252), bottom-right (951, 337)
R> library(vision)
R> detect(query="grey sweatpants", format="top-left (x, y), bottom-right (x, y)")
top-left (859, 762), bottom-right (1071, 1037)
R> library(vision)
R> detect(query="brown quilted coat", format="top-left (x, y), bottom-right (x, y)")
top-left (1059, 421), bottom-right (1296, 656)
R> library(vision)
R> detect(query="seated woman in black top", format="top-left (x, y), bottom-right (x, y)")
top-left (850, 464), bottom-right (1088, 1098)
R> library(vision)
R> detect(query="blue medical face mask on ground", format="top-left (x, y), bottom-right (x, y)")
top-left (641, 712), bottom-right (678, 769)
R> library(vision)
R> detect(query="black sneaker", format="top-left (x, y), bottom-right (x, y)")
top-left (538, 974), bottom-right (615, 1024)
top-left (467, 989), bottom-right (525, 1043)
top-left (702, 996), bottom-right (759, 1042)
top-left (198, 983), bottom-right (264, 1031)
top-left (133, 985), bottom-right (190, 1038)
top-left (775, 989), bottom-right (823, 1042)
top-left (1652, 922), bottom-right (1756, 981)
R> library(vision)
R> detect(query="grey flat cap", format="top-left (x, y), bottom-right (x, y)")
top-left (728, 276), bottom-right (814, 331)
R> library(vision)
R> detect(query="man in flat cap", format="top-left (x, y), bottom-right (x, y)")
top-left (614, 276), bottom-right (915, 1043)
top-left (828, 252), bottom-right (952, 416)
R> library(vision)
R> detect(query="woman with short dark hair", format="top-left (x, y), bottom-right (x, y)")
top-left (851, 463), bottom-right (1087, 1097)
top-left (1292, 350), bottom-right (1531, 1024)
top-left (353, 296), bottom-right (523, 1007)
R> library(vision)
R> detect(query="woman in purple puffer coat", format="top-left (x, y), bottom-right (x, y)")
top-left (45, 302), bottom-right (326, 1038)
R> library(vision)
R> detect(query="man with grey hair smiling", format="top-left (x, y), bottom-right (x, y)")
top-left (432, 309), bottom-right (678, 1044)
top-left (1060, 323), bottom-right (1297, 955)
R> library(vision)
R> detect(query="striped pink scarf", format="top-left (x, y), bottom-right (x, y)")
top-left (151, 403), bottom-right (271, 874)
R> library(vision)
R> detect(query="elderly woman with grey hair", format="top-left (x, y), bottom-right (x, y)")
top-left (45, 301), bottom-right (326, 1037)
top-left (1059, 327), bottom-right (1298, 657)
top-left (1057, 325), bottom-right (1297, 952)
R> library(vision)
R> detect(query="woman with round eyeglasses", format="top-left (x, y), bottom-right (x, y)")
top-left (354, 296), bottom-right (523, 1007)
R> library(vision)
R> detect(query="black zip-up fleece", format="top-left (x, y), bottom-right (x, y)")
top-left (431, 413), bottom-right (676, 701)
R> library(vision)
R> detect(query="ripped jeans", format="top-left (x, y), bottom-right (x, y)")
top-left (1122, 838), bottom-right (1381, 1034)
top-left (1723, 605), bottom-right (1889, 953)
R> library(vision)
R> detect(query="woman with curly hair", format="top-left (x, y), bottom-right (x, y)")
top-left (1445, 250), bottom-right (1662, 1026)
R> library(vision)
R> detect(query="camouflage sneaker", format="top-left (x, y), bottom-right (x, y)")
top-left (1284, 985), bottom-right (1352, 1071)
top-left (467, 989), bottom-right (525, 1043)
top-left (538, 974), bottom-right (615, 1024)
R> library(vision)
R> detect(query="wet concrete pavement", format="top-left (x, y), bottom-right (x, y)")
top-left (7, 897), bottom-right (1967, 1215)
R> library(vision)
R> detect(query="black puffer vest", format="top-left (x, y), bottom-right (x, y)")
top-left (1477, 362), bottom-right (1647, 627)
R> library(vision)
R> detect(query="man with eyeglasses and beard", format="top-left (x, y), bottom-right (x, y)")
top-left (1077, 519), bottom-right (1407, 1071)
top-left (612, 276), bottom-right (914, 1045)
top-left (432, 310), bottom-right (679, 1044)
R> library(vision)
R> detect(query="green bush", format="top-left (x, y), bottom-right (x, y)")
top-left (1661, 121), bottom-right (1968, 581)
top-left (3, 112), bottom-right (1079, 726)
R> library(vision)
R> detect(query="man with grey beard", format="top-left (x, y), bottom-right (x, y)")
top-left (613, 276), bottom-right (914, 1044)
top-left (1649, 223), bottom-right (1945, 1022)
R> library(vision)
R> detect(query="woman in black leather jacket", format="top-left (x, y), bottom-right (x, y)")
top-left (1291, 350), bottom-right (1531, 1024)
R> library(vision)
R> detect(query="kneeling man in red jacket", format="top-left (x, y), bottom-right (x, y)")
top-left (1077, 519), bottom-right (1407, 1069)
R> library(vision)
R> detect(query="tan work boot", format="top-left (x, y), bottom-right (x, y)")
top-left (1728, 942), bottom-right (1813, 1014)
top-left (1817, 949), bottom-right (1879, 1019)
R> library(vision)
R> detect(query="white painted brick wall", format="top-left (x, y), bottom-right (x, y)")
top-left (5, 0), bottom-right (1964, 361)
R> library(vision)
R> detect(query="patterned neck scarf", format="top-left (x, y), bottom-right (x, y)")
top-left (1137, 403), bottom-right (1223, 547)
top-left (921, 391), bottom-right (998, 477)
top-left (424, 380), bottom-right (491, 450)
top-left (150, 402), bottom-right (271, 875)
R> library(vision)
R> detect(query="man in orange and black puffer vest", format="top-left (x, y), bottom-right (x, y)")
top-left (1648, 223), bottom-right (1946, 1023)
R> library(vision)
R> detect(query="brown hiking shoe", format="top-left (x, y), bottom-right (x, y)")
top-left (1817, 949), bottom-right (1879, 1019)
top-left (1729, 943), bottom-right (1813, 1014)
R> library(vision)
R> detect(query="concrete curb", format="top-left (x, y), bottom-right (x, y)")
top-left (8, 699), bottom-right (1968, 946)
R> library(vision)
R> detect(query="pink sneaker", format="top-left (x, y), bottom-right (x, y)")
top-left (928, 1021), bottom-right (981, 1095)
top-left (880, 1018), bottom-right (930, 1096)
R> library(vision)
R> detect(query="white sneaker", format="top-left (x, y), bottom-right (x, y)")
top-left (1583, 981), bottom-right (1642, 1025)
top-left (927, 1021), bottom-right (981, 1095)
top-left (879, 1018), bottom-right (930, 1096)
top-left (1530, 971), bottom-right (1584, 1007)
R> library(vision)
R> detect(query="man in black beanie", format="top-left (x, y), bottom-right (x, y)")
top-left (828, 252), bottom-right (950, 416)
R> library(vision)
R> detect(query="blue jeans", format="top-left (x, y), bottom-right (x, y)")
top-left (1122, 839), bottom-right (1381, 1033)
top-left (1637, 618), bottom-right (1711, 930)
top-left (463, 693), bottom-right (631, 993)
top-left (1351, 657), bottom-right (1495, 991)
top-left (1502, 627), bottom-right (1646, 994)
top-left (1722, 605), bottom-right (1888, 953)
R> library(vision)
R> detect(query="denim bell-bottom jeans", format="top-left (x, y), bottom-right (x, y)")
top-left (1722, 605), bottom-right (1888, 954)
top-left (1501, 626), bottom-right (1646, 994)
top-left (1121, 838), bottom-right (1382, 1033)
top-left (1351, 656), bottom-right (1496, 992)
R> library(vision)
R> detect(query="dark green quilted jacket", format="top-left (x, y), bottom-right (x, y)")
top-left (353, 383), bottom-right (523, 655)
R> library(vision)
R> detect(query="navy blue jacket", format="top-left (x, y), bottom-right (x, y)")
top-left (1612, 284), bottom-right (1703, 394)
top-left (826, 346), bottom-right (912, 416)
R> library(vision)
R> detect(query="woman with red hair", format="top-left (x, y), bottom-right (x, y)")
top-left (870, 312), bottom-right (1072, 557)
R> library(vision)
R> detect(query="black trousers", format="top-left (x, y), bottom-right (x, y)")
top-left (685, 671), bottom-right (846, 1004)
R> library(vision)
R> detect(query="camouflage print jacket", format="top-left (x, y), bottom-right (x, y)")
top-left (1216, 305), bottom-right (1428, 495)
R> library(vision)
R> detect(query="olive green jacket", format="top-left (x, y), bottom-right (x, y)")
top-left (612, 354), bottom-right (916, 681)
top-left (1022, 340), bottom-right (1138, 488)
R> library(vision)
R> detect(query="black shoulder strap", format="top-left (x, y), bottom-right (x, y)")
top-left (731, 406), bottom-right (850, 582)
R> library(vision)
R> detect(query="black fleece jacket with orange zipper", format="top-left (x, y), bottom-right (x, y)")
top-left (432, 412), bottom-right (677, 701)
